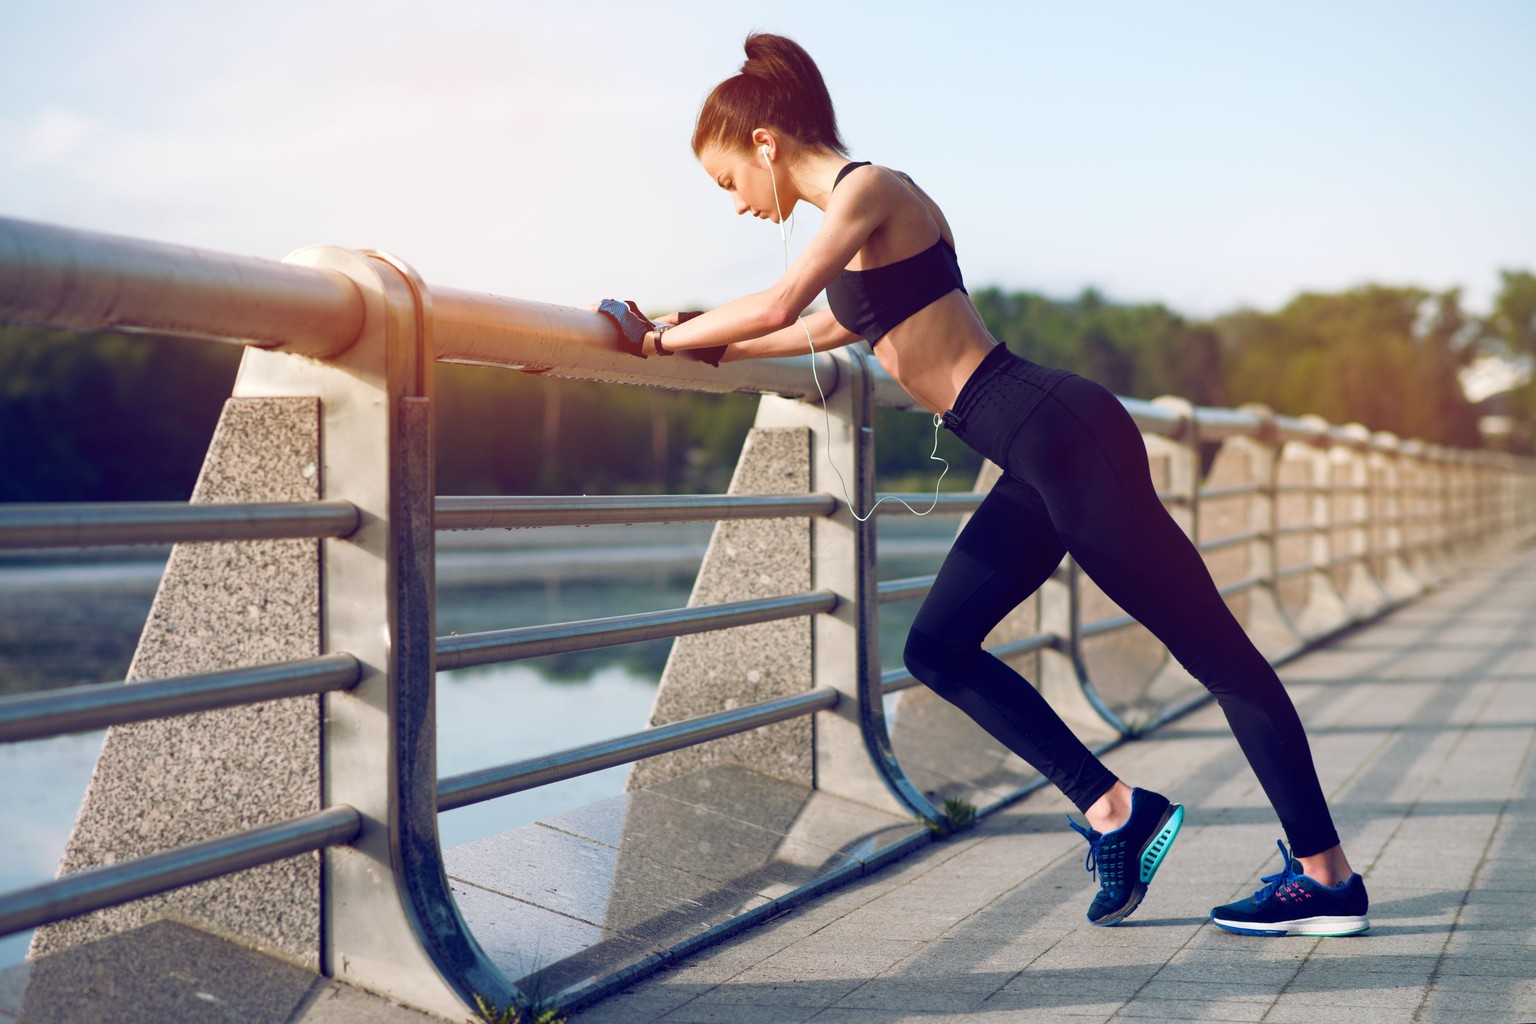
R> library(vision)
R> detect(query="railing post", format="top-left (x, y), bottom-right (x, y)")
top-left (1233, 404), bottom-right (1305, 660)
top-left (1288, 417), bottom-right (1351, 638)
top-left (630, 347), bottom-right (938, 822)
top-left (1333, 425), bottom-right (1391, 619)
top-left (1113, 396), bottom-right (1204, 728)
top-left (1369, 431), bottom-right (1425, 600)
top-left (755, 348), bottom-right (940, 821)
top-left (213, 247), bottom-right (498, 1017)
top-left (27, 242), bottom-right (500, 1020)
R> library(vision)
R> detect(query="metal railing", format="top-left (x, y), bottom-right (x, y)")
top-left (3, 213), bottom-right (1534, 1016)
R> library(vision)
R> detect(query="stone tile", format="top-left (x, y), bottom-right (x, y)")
top-left (645, 765), bottom-right (815, 833)
top-left (983, 986), bottom-right (1130, 1016)
top-left (1418, 981), bottom-right (1536, 1015)
top-left (449, 881), bottom-right (657, 995)
top-left (14, 920), bottom-right (316, 1024)
top-left (648, 766), bottom-right (930, 871)
top-left (1151, 962), bottom-right (1299, 988)
top-left (817, 1010), bottom-right (1118, 1024)
top-left (832, 977), bottom-right (995, 1014)
top-left (997, 962), bottom-right (1158, 1001)
top-left (1260, 1002), bottom-right (1418, 1024)
top-left (0, 963), bottom-right (29, 1021)
top-left (291, 980), bottom-right (448, 1023)
top-left (876, 935), bottom-right (1052, 983)
top-left (815, 907), bottom-right (975, 943)
top-left (733, 936), bottom-right (925, 984)
top-left (657, 998), bottom-right (824, 1023)
top-left (674, 978), bottom-right (859, 1011)
top-left (1114, 997), bottom-right (1269, 1021)
top-left (504, 551), bottom-right (1536, 1022)
top-left (568, 991), bottom-right (696, 1024)
top-left (1132, 980), bottom-right (1276, 1004)
top-left (1270, 979), bottom-right (1429, 1008)
top-left (1442, 934), bottom-right (1536, 959)
top-left (543, 790), bottom-right (860, 901)
top-left (445, 824), bottom-right (769, 950)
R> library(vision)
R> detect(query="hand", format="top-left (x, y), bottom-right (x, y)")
top-left (594, 298), bottom-right (652, 358)
top-left (663, 311), bottom-right (726, 365)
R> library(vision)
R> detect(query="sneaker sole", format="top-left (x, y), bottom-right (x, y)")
top-left (1092, 802), bottom-right (1185, 927)
top-left (1140, 803), bottom-right (1184, 884)
top-left (1210, 914), bottom-right (1370, 937)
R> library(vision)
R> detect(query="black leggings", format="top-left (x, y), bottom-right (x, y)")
top-left (905, 347), bottom-right (1339, 857)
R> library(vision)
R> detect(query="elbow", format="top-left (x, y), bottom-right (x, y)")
top-left (762, 303), bottom-right (799, 333)
top-left (760, 289), bottom-right (802, 333)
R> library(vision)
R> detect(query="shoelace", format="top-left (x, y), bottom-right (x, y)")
top-left (1251, 839), bottom-right (1303, 904)
top-left (1069, 820), bottom-right (1107, 882)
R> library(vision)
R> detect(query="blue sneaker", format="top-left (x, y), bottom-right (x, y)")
top-left (1069, 788), bottom-right (1184, 926)
top-left (1210, 840), bottom-right (1370, 936)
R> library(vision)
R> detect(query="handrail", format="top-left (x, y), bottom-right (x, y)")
top-left (4, 214), bottom-right (1535, 1020)
top-left (881, 631), bottom-right (1061, 694)
top-left (0, 216), bottom-right (364, 357)
top-left (872, 492), bottom-right (984, 516)
top-left (437, 687), bottom-right (841, 810)
top-left (0, 654), bottom-right (361, 744)
top-left (0, 807), bottom-right (361, 938)
top-left (436, 591), bottom-right (839, 670)
top-left (431, 284), bottom-right (841, 400)
top-left (0, 500), bottom-right (360, 549)
top-left (435, 493), bottom-right (836, 529)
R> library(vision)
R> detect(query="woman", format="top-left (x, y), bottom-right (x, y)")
top-left (641, 32), bottom-right (1368, 936)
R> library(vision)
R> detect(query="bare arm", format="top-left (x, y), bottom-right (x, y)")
top-left (717, 308), bottom-right (861, 362)
top-left (650, 170), bottom-right (890, 353)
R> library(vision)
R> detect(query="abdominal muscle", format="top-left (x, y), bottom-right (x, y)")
top-left (871, 290), bottom-right (999, 415)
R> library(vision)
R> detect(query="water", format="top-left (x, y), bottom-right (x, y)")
top-left (0, 517), bottom-right (955, 968)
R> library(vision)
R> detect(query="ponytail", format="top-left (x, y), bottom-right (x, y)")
top-left (692, 33), bottom-right (847, 156)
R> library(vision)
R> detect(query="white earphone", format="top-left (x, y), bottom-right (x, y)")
top-left (761, 148), bottom-right (949, 521)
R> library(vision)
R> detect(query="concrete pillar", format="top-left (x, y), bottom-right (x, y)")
top-left (1332, 425), bottom-right (1391, 620)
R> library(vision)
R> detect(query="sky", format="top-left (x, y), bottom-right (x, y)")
top-left (2, 1), bottom-right (1533, 326)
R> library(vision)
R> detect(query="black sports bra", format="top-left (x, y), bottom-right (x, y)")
top-left (824, 161), bottom-right (968, 346)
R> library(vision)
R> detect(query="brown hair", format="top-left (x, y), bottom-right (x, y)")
top-left (691, 33), bottom-right (847, 156)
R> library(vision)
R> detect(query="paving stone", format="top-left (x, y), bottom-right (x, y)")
top-left (569, 992), bottom-right (693, 1024)
top-left (1113, 996), bottom-right (1270, 1021)
top-left (1260, 1002), bottom-right (1417, 1024)
top-left (563, 550), bottom-right (1536, 1023)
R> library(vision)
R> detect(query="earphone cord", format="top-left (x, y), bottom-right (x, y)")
top-left (767, 154), bottom-right (949, 522)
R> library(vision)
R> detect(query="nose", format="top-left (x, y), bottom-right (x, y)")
top-left (733, 196), bottom-right (749, 216)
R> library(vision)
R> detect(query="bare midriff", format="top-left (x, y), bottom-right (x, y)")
top-left (870, 289), bottom-right (999, 415)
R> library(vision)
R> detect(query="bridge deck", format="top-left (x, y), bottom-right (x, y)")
top-left (572, 544), bottom-right (1536, 1024)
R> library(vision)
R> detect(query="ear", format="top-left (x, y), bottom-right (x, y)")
top-left (751, 128), bottom-right (775, 163)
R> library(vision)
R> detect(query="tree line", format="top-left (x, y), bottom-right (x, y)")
top-left (3, 270), bottom-right (1532, 503)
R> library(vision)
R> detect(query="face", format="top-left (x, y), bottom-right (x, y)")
top-left (699, 142), bottom-right (789, 223)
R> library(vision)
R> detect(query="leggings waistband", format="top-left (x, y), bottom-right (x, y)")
top-left (942, 345), bottom-right (1073, 446)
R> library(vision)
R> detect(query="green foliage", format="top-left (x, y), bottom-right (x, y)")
top-left (434, 362), bottom-right (758, 496)
top-left (0, 324), bottom-right (240, 501)
top-left (972, 286), bottom-right (1228, 406)
top-left (922, 796), bottom-right (978, 837)
top-left (470, 993), bottom-right (567, 1024)
top-left (4, 270), bottom-right (1530, 503)
top-left (1490, 269), bottom-right (1536, 357)
top-left (1217, 285), bottom-right (1485, 447)
top-left (1488, 270), bottom-right (1536, 452)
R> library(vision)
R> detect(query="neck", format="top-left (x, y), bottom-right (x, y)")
top-left (788, 149), bottom-right (858, 212)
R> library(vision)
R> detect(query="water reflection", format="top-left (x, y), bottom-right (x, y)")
top-left (0, 516), bottom-right (956, 968)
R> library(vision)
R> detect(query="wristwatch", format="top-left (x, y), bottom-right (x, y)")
top-left (652, 323), bottom-right (674, 356)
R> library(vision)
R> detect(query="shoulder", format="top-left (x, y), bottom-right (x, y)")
top-left (827, 163), bottom-right (911, 213)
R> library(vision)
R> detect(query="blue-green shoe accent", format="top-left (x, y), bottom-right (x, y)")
top-left (1070, 788), bottom-right (1185, 926)
top-left (1140, 802), bottom-right (1184, 883)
